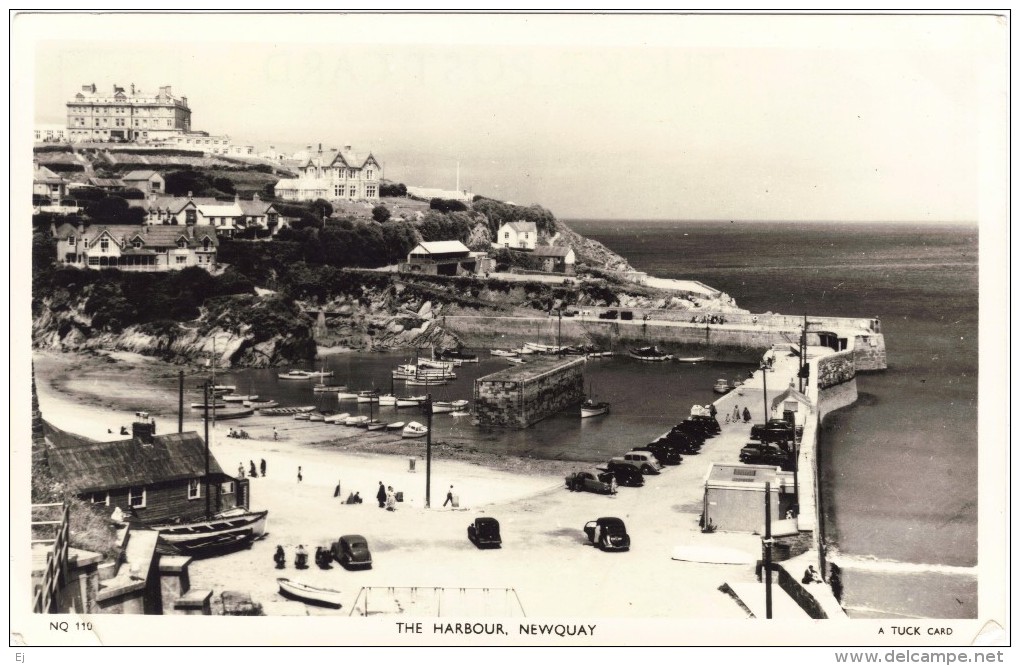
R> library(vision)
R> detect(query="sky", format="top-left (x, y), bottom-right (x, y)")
top-left (21, 12), bottom-right (1007, 222)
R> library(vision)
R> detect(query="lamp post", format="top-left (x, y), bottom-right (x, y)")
top-left (763, 481), bottom-right (774, 619)
top-left (424, 394), bottom-right (433, 509)
top-left (760, 360), bottom-right (769, 423)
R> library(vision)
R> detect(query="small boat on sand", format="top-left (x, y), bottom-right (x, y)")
top-left (222, 394), bottom-right (259, 403)
top-left (401, 421), bottom-right (429, 439)
top-left (324, 412), bottom-right (350, 424)
top-left (191, 402), bottom-right (228, 409)
top-left (506, 356), bottom-right (526, 364)
top-left (344, 415), bottom-right (369, 427)
top-left (159, 529), bottom-right (255, 559)
top-left (309, 413), bottom-right (326, 422)
top-left (201, 408), bottom-right (254, 421)
top-left (386, 421), bottom-right (406, 430)
top-left (154, 509), bottom-right (268, 545)
top-left (247, 400), bottom-right (279, 410)
top-left (366, 421), bottom-right (387, 431)
top-left (260, 406), bottom-right (315, 416)
top-left (277, 578), bottom-right (343, 609)
top-left (294, 413), bottom-right (311, 421)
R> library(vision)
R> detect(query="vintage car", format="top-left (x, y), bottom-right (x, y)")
top-left (750, 419), bottom-right (798, 443)
top-left (739, 442), bottom-right (790, 466)
top-left (603, 461), bottom-right (646, 486)
top-left (609, 451), bottom-right (661, 475)
top-left (331, 534), bottom-right (372, 569)
top-left (467, 517), bottom-right (502, 548)
top-left (633, 442), bottom-right (683, 466)
top-left (583, 517), bottom-right (631, 552)
top-left (565, 470), bottom-right (617, 494)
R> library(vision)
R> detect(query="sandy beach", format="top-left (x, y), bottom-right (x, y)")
top-left (33, 349), bottom-right (762, 618)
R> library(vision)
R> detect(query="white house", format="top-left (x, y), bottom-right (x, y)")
top-left (531, 245), bottom-right (576, 274)
top-left (274, 145), bottom-right (381, 202)
top-left (495, 221), bottom-right (537, 250)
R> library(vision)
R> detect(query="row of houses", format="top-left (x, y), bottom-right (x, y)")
top-left (403, 237), bottom-right (576, 277)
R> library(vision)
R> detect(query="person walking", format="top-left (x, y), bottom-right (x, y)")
top-left (260, 458), bottom-right (267, 477)
top-left (385, 486), bottom-right (396, 511)
top-left (249, 460), bottom-right (258, 478)
top-left (742, 407), bottom-right (752, 423)
top-left (733, 405), bottom-right (740, 421)
top-left (238, 463), bottom-right (245, 479)
top-left (443, 485), bottom-right (455, 508)
top-left (333, 479), bottom-right (342, 499)
top-left (376, 481), bottom-right (387, 508)
top-left (297, 466), bottom-right (303, 483)
top-left (273, 427), bottom-right (278, 441)
top-left (709, 403), bottom-right (718, 424)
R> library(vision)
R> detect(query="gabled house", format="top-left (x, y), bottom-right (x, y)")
top-left (496, 221), bottom-right (537, 250)
top-left (127, 193), bottom-right (277, 236)
top-left (195, 201), bottom-right (243, 237)
top-left (403, 240), bottom-right (477, 276)
top-left (121, 170), bottom-right (165, 195)
top-left (531, 245), bottom-right (576, 274)
top-left (46, 416), bottom-right (243, 525)
top-left (54, 221), bottom-right (218, 271)
top-left (274, 144), bottom-right (381, 202)
top-left (236, 194), bottom-right (281, 234)
top-left (33, 162), bottom-right (68, 202)
top-left (769, 382), bottom-right (813, 429)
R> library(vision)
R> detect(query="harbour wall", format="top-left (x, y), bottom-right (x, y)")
top-left (442, 314), bottom-right (886, 370)
top-left (473, 357), bottom-right (586, 428)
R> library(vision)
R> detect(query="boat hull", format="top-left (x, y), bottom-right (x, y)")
top-left (154, 510), bottom-right (268, 544)
top-left (277, 578), bottom-right (343, 609)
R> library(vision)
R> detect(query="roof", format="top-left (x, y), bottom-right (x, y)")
top-left (771, 384), bottom-right (812, 410)
top-left (302, 149), bottom-right (379, 170)
top-left (34, 164), bottom-right (65, 183)
top-left (122, 170), bottom-right (162, 181)
top-left (704, 463), bottom-right (793, 490)
top-left (409, 241), bottom-right (471, 255)
top-left (237, 199), bottom-right (275, 216)
top-left (532, 245), bottom-right (573, 258)
top-left (196, 203), bottom-right (243, 217)
top-left (128, 196), bottom-right (217, 214)
top-left (47, 431), bottom-right (228, 493)
top-left (80, 224), bottom-right (218, 249)
top-left (88, 178), bottom-right (126, 188)
top-left (503, 221), bottom-right (537, 234)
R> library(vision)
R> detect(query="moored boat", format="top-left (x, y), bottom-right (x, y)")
top-left (490, 349), bottom-right (516, 357)
top-left (344, 415), bottom-right (369, 426)
top-left (378, 394), bottom-right (398, 407)
top-left (451, 399), bottom-right (469, 410)
top-left (437, 348), bottom-right (478, 362)
top-left (313, 384), bottom-right (348, 393)
top-left (212, 384), bottom-right (236, 393)
top-left (324, 412), bottom-right (350, 424)
top-left (386, 421), bottom-right (406, 430)
top-left (404, 376), bottom-right (449, 387)
top-left (278, 370), bottom-right (314, 380)
top-left (581, 399), bottom-right (611, 418)
top-left (222, 394), bottom-right (259, 403)
top-left (397, 395), bottom-right (426, 408)
top-left (401, 421), bottom-right (429, 438)
top-left (506, 356), bottom-right (526, 364)
top-left (356, 390), bottom-right (380, 403)
top-left (201, 408), bottom-right (254, 421)
top-left (713, 379), bottom-right (733, 394)
top-left (431, 401), bottom-right (455, 414)
top-left (277, 578), bottom-right (343, 609)
top-left (247, 400), bottom-right (279, 410)
top-left (366, 421), bottom-right (386, 431)
top-left (335, 390), bottom-right (360, 400)
top-left (629, 346), bottom-right (674, 362)
top-left (675, 356), bottom-right (706, 363)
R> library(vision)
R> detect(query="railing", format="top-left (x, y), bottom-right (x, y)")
top-left (32, 502), bottom-right (71, 614)
top-left (348, 586), bottom-right (526, 617)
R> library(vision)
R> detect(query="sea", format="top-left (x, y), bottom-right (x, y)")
top-left (212, 220), bottom-right (980, 619)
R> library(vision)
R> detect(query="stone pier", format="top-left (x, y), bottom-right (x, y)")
top-left (473, 356), bottom-right (585, 428)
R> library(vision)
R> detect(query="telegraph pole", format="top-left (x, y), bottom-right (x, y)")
top-left (203, 380), bottom-right (211, 518)
top-left (799, 314), bottom-right (808, 393)
top-left (761, 360), bottom-right (769, 422)
top-left (763, 481), bottom-right (774, 619)
top-left (178, 370), bottom-right (184, 433)
top-left (425, 394), bottom-right (433, 509)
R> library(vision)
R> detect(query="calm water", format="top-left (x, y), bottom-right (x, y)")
top-left (569, 219), bottom-right (980, 619)
top-left (216, 220), bottom-right (979, 618)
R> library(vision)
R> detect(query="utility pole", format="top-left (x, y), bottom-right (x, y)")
top-left (761, 360), bottom-right (769, 423)
top-left (557, 309), bottom-right (562, 353)
top-left (203, 380), bottom-right (211, 518)
top-left (791, 432), bottom-right (800, 518)
top-left (799, 313), bottom-right (808, 393)
top-left (178, 370), bottom-right (184, 433)
top-left (763, 481), bottom-right (774, 619)
top-left (425, 394), bottom-right (433, 509)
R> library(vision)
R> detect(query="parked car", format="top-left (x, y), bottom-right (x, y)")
top-left (565, 470), bottom-right (617, 494)
top-left (467, 517), bottom-right (502, 548)
top-left (331, 535), bottom-right (372, 569)
top-left (620, 311), bottom-right (634, 321)
top-left (739, 442), bottom-right (790, 466)
top-left (600, 463), bottom-right (645, 487)
top-left (610, 451), bottom-right (661, 474)
top-left (598, 309), bottom-right (619, 320)
top-left (633, 443), bottom-right (682, 466)
top-left (751, 419), bottom-right (798, 443)
top-left (583, 517), bottom-right (631, 551)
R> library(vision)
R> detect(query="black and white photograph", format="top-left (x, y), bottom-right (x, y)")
top-left (10, 11), bottom-right (1009, 651)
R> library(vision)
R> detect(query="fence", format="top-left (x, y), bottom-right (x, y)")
top-left (348, 587), bottom-right (526, 617)
top-left (31, 502), bottom-right (71, 614)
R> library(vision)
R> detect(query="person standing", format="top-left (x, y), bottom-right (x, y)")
top-left (385, 486), bottom-right (396, 511)
top-left (249, 460), bottom-right (258, 478)
top-left (443, 485), bottom-right (455, 508)
top-left (733, 405), bottom-right (740, 422)
top-left (297, 466), bottom-right (303, 483)
top-left (709, 403), bottom-right (718, 424)
top-left (376, 481), bottom-right (387, 508)
top-left (742, 407), bottom-right (752, 423)
top-left (334, 479), bottom-right (342, 499)
top-left (238, 463), bottom-right (245, 479)
top-left (273, 427), bottom-right (278, 441)
top-left (260, 458), bottom-right (267, 477)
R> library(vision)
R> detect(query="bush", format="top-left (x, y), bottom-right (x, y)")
top-left (429, 198), bottom-right (468, 213)
top-left (379, 182), bottom-right (407, 197)
top-left (371, 204), bottom-right (391, 223)
top-left (45, 163), bottom-right (85, 173)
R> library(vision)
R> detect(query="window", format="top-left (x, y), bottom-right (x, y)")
top-left (366, 185), bottom-right (377, 197)
top-left (176, 256), bottom-right (187, 264)
top-left (89, 491), bottom-right (109, 506)
top-left (366, 169), bottom-right (374, 179)
top-left (187, 479), bottom-right (201, 500)
top-left (504, 232), bottom-right (509, 239)
top-left (100, 237), bottom-right (109, 252)
top-left (185, 210), bottom-right (196, 225)
top-left (129, 487), bottom-right (146, 508)
top-left (221, 481), bottom-right (235, 494)
top-left (67, 234), bottom-right (75, 244)
top-left (348, 169), bottom-right (356, 179)
top-left (335, 185), bottom-right (343, 197)
top-left (88, 257), bottom-right (100, 266)
top-left (202, 238), bottom-right (211, 251)
top-left (177, 238), bottom-right (188, 248)
top-left (82, 238), bottom-right (89, 248)
top-left (524, 233), bottom-right (529, 239)
top-left (132, 239), bottom-right (142, 249)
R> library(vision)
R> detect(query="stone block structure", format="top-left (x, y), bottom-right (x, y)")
top-left (473, 356), bottom-right (585, 428)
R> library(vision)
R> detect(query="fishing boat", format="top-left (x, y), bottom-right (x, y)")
top-left (159, 529), bottom-right (256, 559)
top-left (313, 384), bottom-right (348, 393)
top-left (378, 394), bottom-right (398, 407)
top-left (675, 356), bottom-right (706, 363)
top-left (324, 412), bottom-right (350, 424)
top-left (335, 390), bottom-right (360, 400)
top-left (278, 370), bottom-right (315, 380)
top-left (418, 358), bottom-right (456, 371)
top-left (386, 421), bottom-right (406, 430)
top-left (201, 408), bottom-right (254, 421)
top-left (490, 349), bottom-right (516, 357)
top-left (580, 384), bottom-right (610, 418)
top-left (277, 578), bottom-right (343, 609)
top-left (405, 376), bottom-right (449, 387)
top-left (392, 364), bottom-right (455, 380)
top-left (366, 421), bottom-right (387, 431)
top-left (629, 346), bottom-right (674, 362)
top-left (306, 368), bottom-right (334, 379)
top-left (431, 401), bottom-right (455, 414)
top-left (451, 399), bottom-right (469, 410)
top-left (524, 342), bottom-right (569, 354)
top-left (344, 415), bottom-right (369, 427)
top-left (397, 395), bottom-right (426, 408)
top-left (222, 393), bottom-right (259, 403)
top-left (713, 378), bottom-right (733, 394)
top-left (247, 400), bottom-right (279, 410)
top-left (259, 406), bottom-right (316, 416)
top-left (506, 356), bottom-right (526, 364)
top-left (153, 509), bottom-right (268, 545)
top-left (356, 390), bottom-right (380, 403)
top-left (401, 421), bottom-right (429, 439)
top-left (436, 348), bottom-right (478, 363)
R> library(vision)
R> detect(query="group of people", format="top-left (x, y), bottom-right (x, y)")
top-left (227, 428), bottom-right (251, 439)
top-left (377, 482), bottom-right (398, 511)
top-left (274, 544), bottom-right (309, 569)
top-left (333, 480), bottom-right (363, 504)
top-left (725, 405), bottom-right (753, 424)
top-left (238, 459), bottom-right (267, 479)
top-left (690, 314), bottom-right (728, 325)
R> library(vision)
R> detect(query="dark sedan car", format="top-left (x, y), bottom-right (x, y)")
top-left (468, 517), bottom-right (502, 548)
top-left (583, 517), bottom-right (631, 552)
top-left (602, 461), bottom-right (645, 487)
top-left (331, 534), bottom-right (372, 569)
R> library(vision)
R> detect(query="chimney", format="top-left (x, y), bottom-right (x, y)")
top-left (130, 83), bottom-right (135, 95)
top-left (132, 412), bottom-right (156, 444)
top-left (253, 193), bottom-right (260, 202)
top-left (77, 221), bottom-right (85, 236)
top-left (344, 145), bottom-right (352, 152)
top-left (318, 143), bottom-right (323, 155)
top-left (187, 191), bottom-right (193, 198)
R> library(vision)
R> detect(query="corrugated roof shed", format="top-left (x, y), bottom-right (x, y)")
top-left (410, 241), bottom-right (471, 255)
top-left (532, 245), bottom-right (572, 258)
top-left (47, 432), bottom-right (228, 492)
top-left (122, 170), bottom-right (160, 181)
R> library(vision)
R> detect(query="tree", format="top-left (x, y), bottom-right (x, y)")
top-left (371, 204), bottom-right (391, 223)
top-left (380, 182), bottom-right (407, 197)
top-left (121, 188), bottom-right (146, 200)
top-left (213, 177), bottom-right (236, 196)
top-left (310, 198), bottom-right (333, 221)
top-left (86, 196), bottom-right (145, 225)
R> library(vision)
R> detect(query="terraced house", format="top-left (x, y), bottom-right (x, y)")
top-left (53, 221), bottom-right (218, 272)
top-left (274, 144), bottom-right (381, 202)
top-left (127, 193), bottom-right (280, 237)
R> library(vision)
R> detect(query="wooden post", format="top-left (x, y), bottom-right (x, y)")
top-left (764, 481), bottom-right (774, 619)
top-left (425, 394), bottom-right (433, 509)
top-left (178, 370), bottom-right (184, 433)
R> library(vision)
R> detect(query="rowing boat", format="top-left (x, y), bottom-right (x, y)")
top-left (277, 578), bottom-right (343, 609)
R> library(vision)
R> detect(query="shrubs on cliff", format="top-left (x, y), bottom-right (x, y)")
top-left (471, 198), bottom-right (557, 238)
top-left (203, 294), bottom-right (316, 359)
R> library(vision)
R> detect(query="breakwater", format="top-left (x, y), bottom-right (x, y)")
top-left (442, 313), bottom-right (886, 370)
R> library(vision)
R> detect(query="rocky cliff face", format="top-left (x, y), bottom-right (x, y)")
top-left (553, 222), bottom-right (635, 272)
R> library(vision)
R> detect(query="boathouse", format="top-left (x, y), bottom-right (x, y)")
top-left (702, 463), bottom-right (796, 533)
top-left (402, 240), bottom-right (478, 276)
top-left (473, 356), bottom-right (585, 428)
top-left (46, 415), bottom-right (244, 525)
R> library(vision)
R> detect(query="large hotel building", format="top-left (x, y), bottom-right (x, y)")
top-left (66, 83), bottom-right (192, 143)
